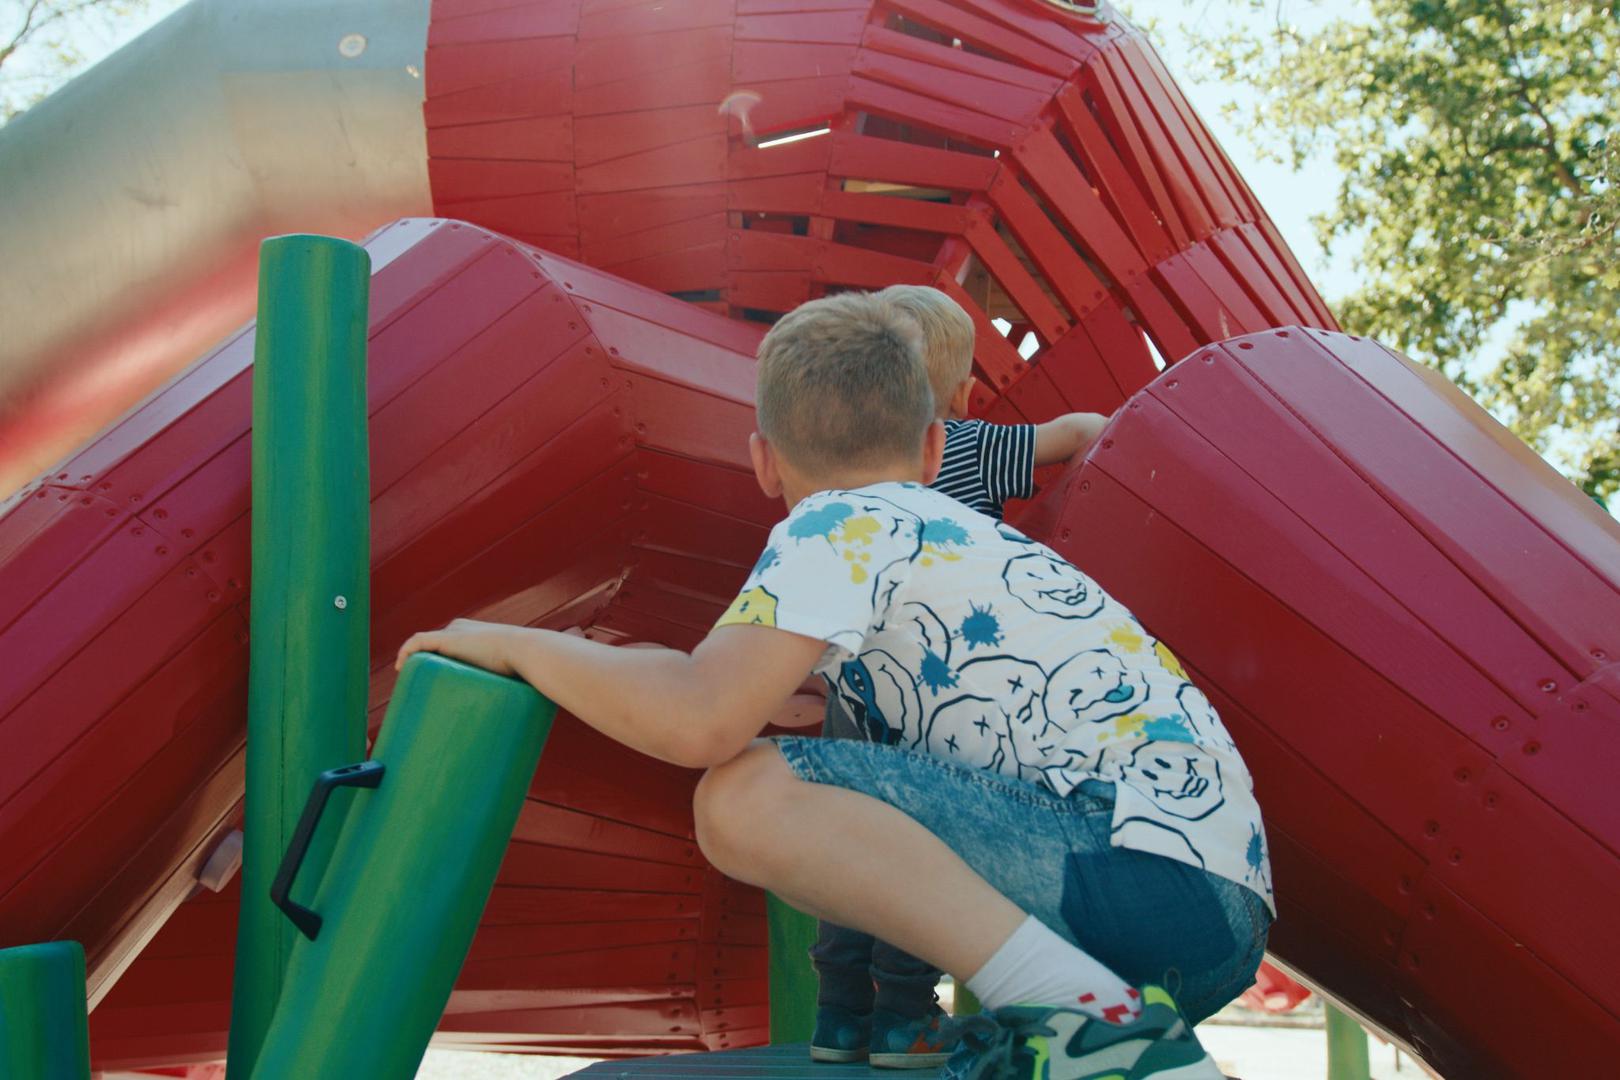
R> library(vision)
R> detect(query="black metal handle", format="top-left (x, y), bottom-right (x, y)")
top-left (270, 760), bottom-right (385, 941)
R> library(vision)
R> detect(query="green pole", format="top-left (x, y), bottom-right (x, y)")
top-left (767, 893), bottom-right (819, 1044)
top-left (954, 983), bottom-right (983, 1016)
top-left (227, 235), bottom-right (372, 1074)
top-left (1325, 1002), bottom-right (1372, 1080)
top-left (0, 941), bottom-right (90, 1080)
top-left (248, 655), bottom-right (556, 1079)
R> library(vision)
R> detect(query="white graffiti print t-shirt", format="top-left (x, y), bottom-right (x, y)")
top-left (717, 481), bottom-right (1274, 911)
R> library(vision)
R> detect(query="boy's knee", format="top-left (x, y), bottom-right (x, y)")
top-left (694, 743), bottom-right (792, 876)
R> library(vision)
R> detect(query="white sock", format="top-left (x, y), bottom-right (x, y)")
top-left (965, 915), bottom-right (1142, 1024)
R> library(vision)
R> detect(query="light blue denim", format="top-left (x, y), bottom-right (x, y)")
top-left (773, 735), bottom-right (1271, 1024)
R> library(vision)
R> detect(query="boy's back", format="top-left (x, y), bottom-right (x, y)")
top-left (724, 479), bottom-right (1271, 906)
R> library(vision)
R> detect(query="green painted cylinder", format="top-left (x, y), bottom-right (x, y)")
top-left (0, 941), bottom-right (90, 1080)
top-left (248, 654), bottom-right (556, 1080)
top-left (228, 234), bottom-right (373, 1073)
top-left (1325, 1001), bottom-right (1372, 1080)
top-left (767, 893), bottom-right (819, 1044)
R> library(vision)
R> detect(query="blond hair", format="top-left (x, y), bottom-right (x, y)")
top-left (756, 292), bottom-right (935, 475)
top-left (875, 285), bottom-right (974, 412)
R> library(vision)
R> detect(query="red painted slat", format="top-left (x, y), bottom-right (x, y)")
top-left (429, 160), bottom-right (575, 204)
top-left (1028, 325), bottom-right (1126, 415)
top-left (735, 75), bottom-right (849, 134)
top-left (851, 47), bottom-right (1054, 124)
top-left (846, 75), bottom-right (1027, 149)
top-left (885, 0), bottom-right (1078, 78)
top-left (576, 106), bottom-right (725, 170)
top-left (1206, 228), bottom-right (1309, 326)
top-left (861, 25), bottom-right (1065, 96)
top-left (818, 188), bottom-right (969, 233)
top-left (985, 172), bottom-right (1108, 321)
top-left (573, 57), bottom-right (733, 117)
top-left (575, 26), bottom-right (732, 89)
top-left (1054, 84), bottom-right (1175, 261)
top-left (428, 4), bottom-right (579, 46)
top-left (1094, 46), bottom-right (1216, 240)
top-left (431, 116), bottom-right (574, 163)
top-left (425, 39), bottom-right (575, 100)
top-left (579, 0), bottom-right (734, 38)
top-left (1078, 54), bottom-right (1190, 244)
top-left (731, 40), bottom-right (855, 82)
top-left (577, 137), bottom-right (728, 195)
top-left (579, 184), bottom-right (729, 244)
top-left (1013, 127), bottom-right (1148, 288)
top-left (932, 274), bottom-right (1025, 393)
top-left (734, 9), bottom-right (868, 44)
top-left (962, 213), bottom-right (1070, 345)
top-left (585, 214), bottom-right (728, 269)
top-left (827, 130), bottom-right (1000, 190)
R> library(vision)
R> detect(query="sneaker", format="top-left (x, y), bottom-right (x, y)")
top-left (869, 1006), bottom-right (960, 1068)
top-left (941, 985), bottom-right (1224, 1080)
top-left (810, 1003), bottom-right (872, 1063)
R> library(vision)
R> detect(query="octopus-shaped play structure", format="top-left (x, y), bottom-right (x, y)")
top-left (0, 1), bottom-right (1616, 1077)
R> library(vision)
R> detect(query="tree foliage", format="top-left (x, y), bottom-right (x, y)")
top-left (1, 0), bottom-right (154, 121)
top-left (1184, 0), bottom-right (1619, 501)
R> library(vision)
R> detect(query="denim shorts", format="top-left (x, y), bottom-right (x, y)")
top-left (773, 735), bottom-right (1272, 1024)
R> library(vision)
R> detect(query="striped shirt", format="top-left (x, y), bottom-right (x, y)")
top-left (932, 419), bottom-right (1036, 520)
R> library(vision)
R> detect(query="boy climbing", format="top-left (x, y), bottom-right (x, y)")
top-left (397, 291), bottom-right (1273, 1080)
top-left (807, 285), bottom-right (1112, 1069)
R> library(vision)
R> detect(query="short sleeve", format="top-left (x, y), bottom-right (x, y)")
top-left (979, 422), bottom-right (1036, 505)
top-left (715, 495), bottom-right (917, 661)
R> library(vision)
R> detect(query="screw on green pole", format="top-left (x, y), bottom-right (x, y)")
top-left (248, 655), bottom-right (557, 1080)
top-left (227, 234), bottom-right (372, 1076)
top-left (0, 941), bottom-right (90, 1080)
top-left (767, 893), bottom-right (819, 1044)
top-left (1325, 1001), bottom-right (1372, 1080)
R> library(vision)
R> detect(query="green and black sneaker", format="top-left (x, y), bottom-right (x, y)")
top-left (940, 985), bottom-right (1224, 1080)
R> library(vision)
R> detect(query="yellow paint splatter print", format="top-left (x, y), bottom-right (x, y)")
top-left (716, 585), bottom-right (779, 629)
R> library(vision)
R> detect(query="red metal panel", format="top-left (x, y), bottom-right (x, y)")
top-left (826, 130), bottom-right (999, 190)
top-left (428, 3), bottom-right (580, 46)
top-left (734, 9), bottom-right (868, 44)
top-left (851, 47), bottom-right (1055, 125)
top-left (885, 0), bottom-right (1079, 78)
top-left (1054, 84), bottom-right (1176, 261)
top-left (961, 213), bottom-right (1069, 345)
top-left (1033, 328), bottom-right (1620, 1080)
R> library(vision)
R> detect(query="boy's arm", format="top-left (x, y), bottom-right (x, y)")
top-left (396, 620), bottom-right (825, 768)
top-left (1032, 412), bottom-right (1109, 467)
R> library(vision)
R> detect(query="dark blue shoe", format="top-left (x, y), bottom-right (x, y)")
top-left (869, 1006), bottom-right (959, 1068)
top-left (939, 986), bottom-right (1223, 1080)
top-left (810, 1003), bottom-right (872, 1063)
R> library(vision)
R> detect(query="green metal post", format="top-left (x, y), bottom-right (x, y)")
top-left (0, 941), bottom-right (90, 1080)
top-left (767, 893), bottom-right (819, 1044)
top-left (1325, 1002), bottom-right (1372, 1080)
top-left (954, 983), bottom-right (982, 1016)
top-left (227, 235), bottom-right (372, 1075)
top-left (248, 655), bottom-right (556, 1079)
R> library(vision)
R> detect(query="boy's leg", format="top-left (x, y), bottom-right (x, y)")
top-left (869, 940), bottom-right (941, 1018)
top-left (810, 695), bottom-right (878, 1012)
top-left (693, 743), bottom-right (1135, 1019)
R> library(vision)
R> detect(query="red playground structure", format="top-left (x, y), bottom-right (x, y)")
top-left (0, 1), bottom-right (1616, 1077)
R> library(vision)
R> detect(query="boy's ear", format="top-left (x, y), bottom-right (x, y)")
top-left (749, 432), bottom-right (785, 499)
top-left (949, 377), bottom-right (975, 420)
top-left (920, 420), bottom-right (947, 486)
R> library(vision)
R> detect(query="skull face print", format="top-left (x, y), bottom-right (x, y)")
top-left (1124, 741), bottom-right (1226, 821)
top-left (1001, 551), bottom-right (1105, 620)
top-left (1043, 649), bottom-right (1149, 727)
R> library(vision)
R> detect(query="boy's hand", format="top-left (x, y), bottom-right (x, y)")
top-left (395, 618), bottom-right (520, 675)
top-left (1033, 411), bottom-right (1110, 467)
